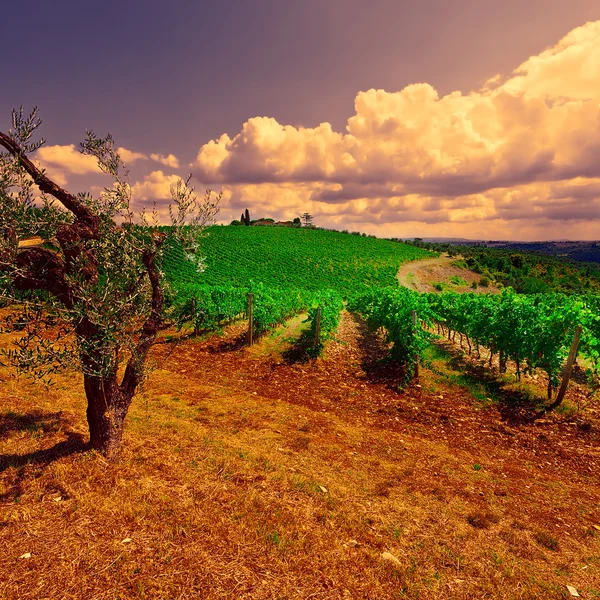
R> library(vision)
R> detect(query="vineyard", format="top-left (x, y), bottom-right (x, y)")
top-left (162, 227), bottom-right (433, 350)
top-left (351, 287), bottom-right (600, 403)
top-left (162, 226), bottom-right (434, 293)
top-left (161, 227), bottom-right (600, 400)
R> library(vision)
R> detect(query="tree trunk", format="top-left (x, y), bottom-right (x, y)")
top-left (84, 372), bottom-right (131, 460)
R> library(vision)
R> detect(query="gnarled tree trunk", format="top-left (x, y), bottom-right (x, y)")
top-left (84, 373), bottom-right (131, 459)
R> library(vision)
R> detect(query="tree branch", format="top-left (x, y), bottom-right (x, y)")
top-left (120, 239), bottom-right (164, 399)
top-left (12, 247), bottom-right (73, 308)
top-left (0, 130), bottom-right (99, 233)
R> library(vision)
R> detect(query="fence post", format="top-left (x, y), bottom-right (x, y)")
top-left (412, 310), bottom-right (419, 379)
top-left (548, 324), bottom-right (582, 410)
top-left (314, 306), bottom-right (322, 346)
top-left (191, 297), bottom-right (199, 337)
top-left (247, 293), bottom-right (254, 346)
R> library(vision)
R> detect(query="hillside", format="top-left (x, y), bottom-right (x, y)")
top-left (2, 312), bottom-right (599, 599)
top-left (404, 241), bottom-right (600, 294)
top-left (163, 226), bottom-right (434, 295)
top-left (2, 227), bottom-right (599, 599)
top-left (467, 241), bottom-right (600, 265)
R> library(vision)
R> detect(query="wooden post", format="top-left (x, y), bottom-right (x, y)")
top-left (247, 293), bottom-right (254, 346)
top-left (191, 297), bottom-right (199, 337)
top-left (547, 325), bottom-right (582, 410)
top-left (412, 310), bottom-right (419, 379)
top-left (314, 306), bottom-right (322, 346)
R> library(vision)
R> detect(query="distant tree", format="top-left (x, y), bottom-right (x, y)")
top-left (230, 219), bottom-right (242, 226)
top-left (0, 107), bottom-right (220, 459)
top-left (292, 217), bottom-right (301, 228)
top-left (301, 212), bottom-right (313, 227)
top-left (239, 210), bottom-right (251, 226)
top-left (510, 254), bottom-right (525, 270)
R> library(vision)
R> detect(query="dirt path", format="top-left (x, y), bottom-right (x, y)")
top-left (397, 255), bottom-right (498, 293)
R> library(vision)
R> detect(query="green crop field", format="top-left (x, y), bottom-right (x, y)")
top-left (163, 226), bottom-right (434, 295)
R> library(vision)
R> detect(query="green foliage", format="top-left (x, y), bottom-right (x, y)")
top-left (162, 226), bottom-right (433, 296)
top-left (349, 287), bottom-right (434, 369)
top-left (448, 275), bottom-right (468, 286)
top-left (171, 284), bottom-right (248, 332)
top-left (427, 290), bottom-right (600, 390)
top-left (306, 290), bottom-right (344, 355)
top-left (250, 284), bottom-right (312, 337)
top-left (171, 282), bottom-right (312, 338)
top-left (413, 242), bottom-right (600, 294)
top-left (350, 284), bottom-right (599, 393)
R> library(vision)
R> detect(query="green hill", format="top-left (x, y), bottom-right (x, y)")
top-left (163, 226), bottom-right (434, 296)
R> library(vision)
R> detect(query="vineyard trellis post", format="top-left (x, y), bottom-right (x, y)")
top-left (192, 297), bottom-right (199, 337)
top-left (547, 324), bottom-right (582, 411)
top-left (247, 293), bottom-right (254, 346)
top-left (412, 309), bottom-right (419, 379)
top-left (314, 306), bottom-right (322, 346)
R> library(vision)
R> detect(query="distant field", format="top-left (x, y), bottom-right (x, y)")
top-left (163, 226), bottom-right (434, 295)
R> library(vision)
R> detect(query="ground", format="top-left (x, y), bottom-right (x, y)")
top-left (1, 300), bottom-right (599, 599)
top-left (397, 255), bottom-right (500, 294)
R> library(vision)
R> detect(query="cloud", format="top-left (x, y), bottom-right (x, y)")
top-left (33, 144), bottom-right (103, 188)
top-left (194, 120), bottom-right (344, 183)
top-left (191, 20), bottom-right (600, 240)
top-left (130, 170), bottom-right (182, 203)
top-left (500, 21), bottom-right (600, 101)
top-left (117, 147), bottom-right (148, 164)
top-left (34, 144), bottom-right (155, 189)
top-left (128, 170), bottom-right (228, 223)
top-left (36, 144), bottom-right (102, 176)
top-left (150, 153), bottom-right (180, 169)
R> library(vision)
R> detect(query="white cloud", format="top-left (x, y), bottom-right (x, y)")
top-left (150, 153), bottom-right (180, 169)
top-left (117, 147), bottom-right (148, 164)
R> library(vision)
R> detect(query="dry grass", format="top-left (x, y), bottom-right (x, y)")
top-left (1, 314), bottom-right (600, 599)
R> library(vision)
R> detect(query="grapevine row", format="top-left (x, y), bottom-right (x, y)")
top-left (427, 291), bottom-right (599, 395)
top-left (306, 290), bottom-right (344, 354)
top-left (350, 287), bottom-right (600, 392)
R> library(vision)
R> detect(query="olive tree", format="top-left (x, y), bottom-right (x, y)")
top-left (0, 107), bottom-right (220, 459)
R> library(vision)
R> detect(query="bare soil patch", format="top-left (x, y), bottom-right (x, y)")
top-left (397, 255), bottom-right (500, 294)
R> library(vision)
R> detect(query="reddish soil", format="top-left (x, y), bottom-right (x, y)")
top-left (2, 308), bottom-right (600, 598)
top-left (153, 311), bottom-right (600, 532)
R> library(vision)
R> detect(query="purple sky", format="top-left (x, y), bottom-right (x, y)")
top-left (4, 0), bottom-right (600, 240)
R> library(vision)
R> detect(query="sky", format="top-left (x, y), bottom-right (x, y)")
top-left (3, 0), bottom-right (600, 241)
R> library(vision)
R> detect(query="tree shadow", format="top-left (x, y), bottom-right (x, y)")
top-left (205, 331), bottom-right (248, 353)
top-left (281, 331), bottom-right (315, 365)
top-left (434, 341), bottom-right (545, 426)
top-left (0, 410), bottom-right (88, 501)
top-left (0, 409), bottom-right (64, 440)
top-left (0, 432), bottom-right (87, 473)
